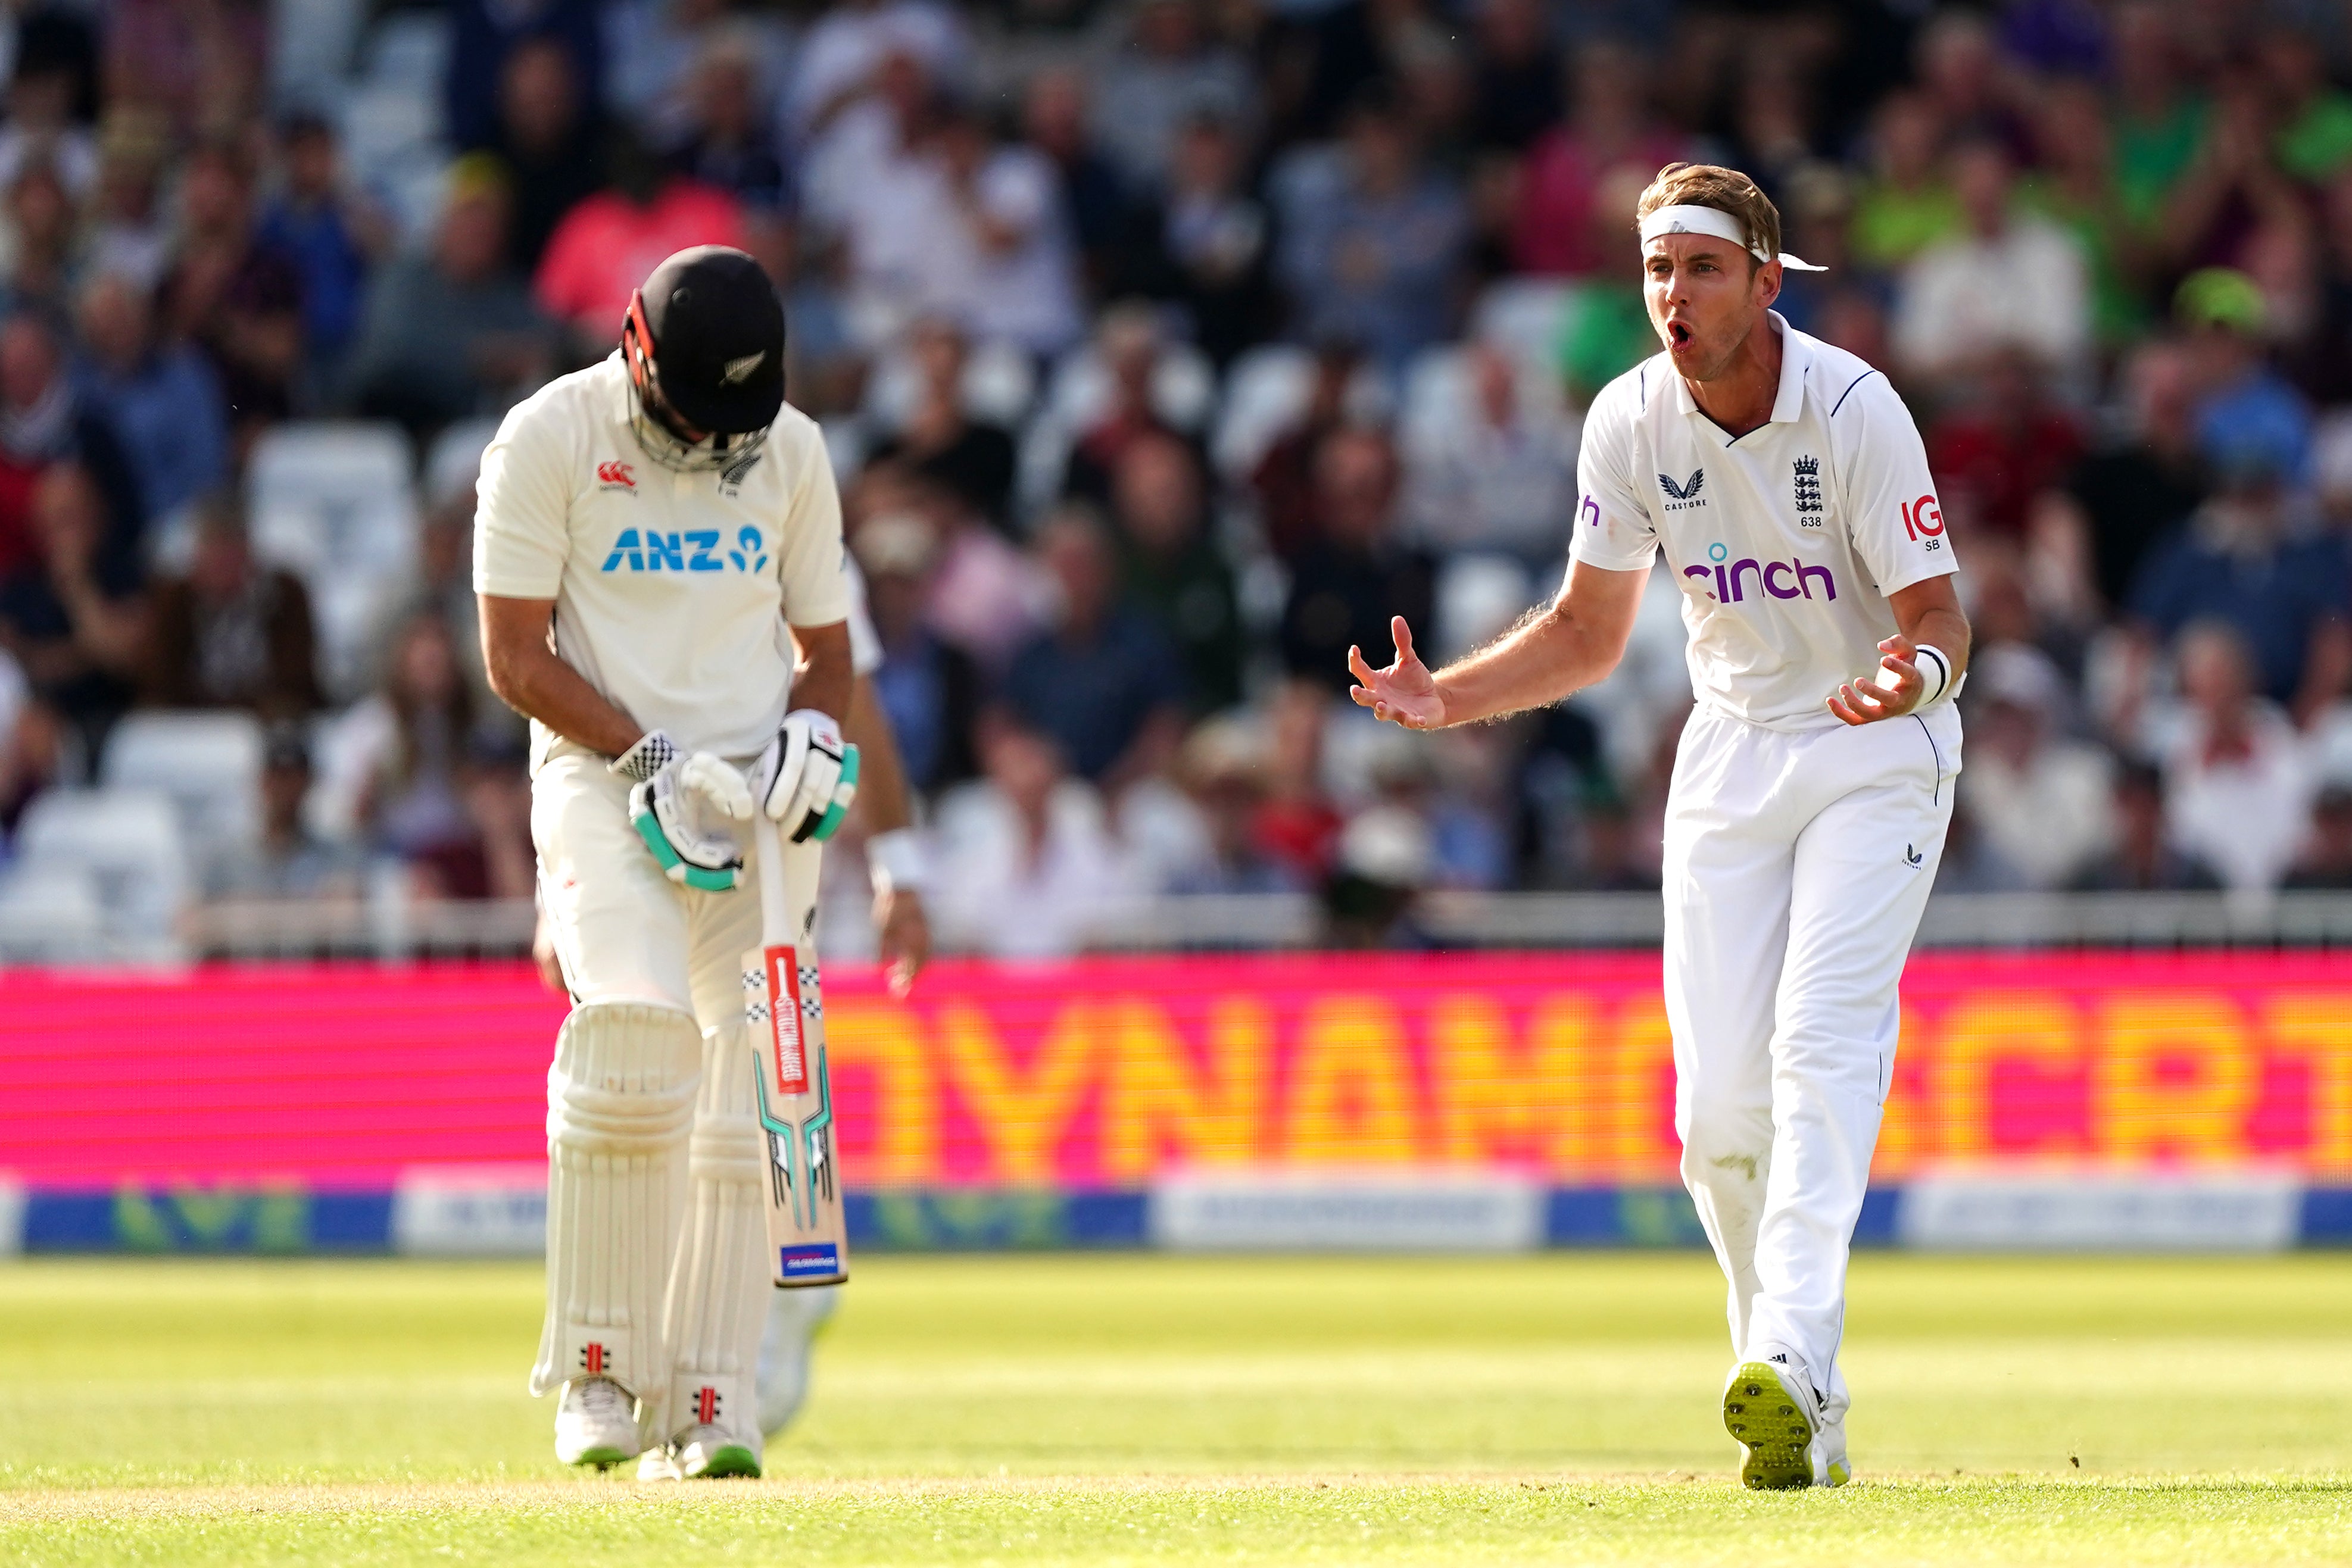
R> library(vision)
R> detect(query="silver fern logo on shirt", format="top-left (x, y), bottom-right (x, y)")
top-left (1659, 468), bottom-right (1707, 511)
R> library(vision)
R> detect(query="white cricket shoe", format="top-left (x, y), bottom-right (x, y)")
top-left (636, 1447), bottom-right (682, 1483)
top-left (756, 1283), bottom-right (842, 1436)
top-left (1813, 1416), bottom-right (1851, 1488)
top-left (554, 1376), bottom-right (640, 1470)
top-left (672, 1423), bottom-right (762, 1478)
top-left (1722, 1352), bottom-right (1824, 1491)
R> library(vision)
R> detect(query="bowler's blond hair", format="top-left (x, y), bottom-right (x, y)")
top-left (1634, 163), bottom-right (1782, 269)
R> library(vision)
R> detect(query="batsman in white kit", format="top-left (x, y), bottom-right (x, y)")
top-left (475, 246), bottom-right (861, 1479)
top-left (1350, 164), bottom-right (1970, 1489)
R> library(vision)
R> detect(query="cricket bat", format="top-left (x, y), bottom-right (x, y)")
top-left (744, 814), bottom-right (849, 1288)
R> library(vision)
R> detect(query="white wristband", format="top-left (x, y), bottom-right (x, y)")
top-left (1913, 644), bottom-right (1952, 706)
top-left (1872, 645), bottom-right (1952, 707)
top-left (866, 827), bottom-right (930, 895)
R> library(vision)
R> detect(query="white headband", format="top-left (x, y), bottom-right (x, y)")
top-left (1639, 204), bottom-right (1826, 272)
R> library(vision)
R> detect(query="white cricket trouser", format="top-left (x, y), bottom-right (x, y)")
top-left (528, 748), bottom-right (819, 1444)
top-left (1663, 702), bottom-right (1960, 1427)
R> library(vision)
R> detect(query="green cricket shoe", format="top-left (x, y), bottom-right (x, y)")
top-left (1723, 1358), bottom-right (1824, 1490)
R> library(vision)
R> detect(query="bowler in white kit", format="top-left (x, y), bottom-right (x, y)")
top-left (475, 246), bottom-right (861, 1479)
top-left (1350, 163), bottom-right (1970, 1488)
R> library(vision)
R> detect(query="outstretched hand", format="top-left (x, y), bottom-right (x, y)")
top-left (1349, 617), bottom-right (1447, 730)
top-left (1827, 634), bottom-right (1925, 726)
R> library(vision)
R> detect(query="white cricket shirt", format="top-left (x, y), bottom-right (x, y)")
top-left (474, 355), bottom-right (853, 763)
top-left (1571, 313), bottom-right (1957, 730)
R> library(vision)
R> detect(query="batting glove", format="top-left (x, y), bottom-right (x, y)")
top-left (751, 709), bottom-right (861, 843)
top-left (622, 741), bottom-right (755, 891)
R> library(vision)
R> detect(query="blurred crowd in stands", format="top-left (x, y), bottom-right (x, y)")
top-left (5, 0), bottom-right (2352, 957)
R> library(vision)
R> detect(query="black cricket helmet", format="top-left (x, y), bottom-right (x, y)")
top-left (622, 245), bottom-right (787, 471)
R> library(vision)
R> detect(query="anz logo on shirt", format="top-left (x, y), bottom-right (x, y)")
top-left (601, 526), bottom-right (771, 574)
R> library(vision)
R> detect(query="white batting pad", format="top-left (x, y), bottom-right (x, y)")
top-left (660, 1024), bottom-right (772, 1445)
top-left (530, 1002), bottom-right (701, 1410)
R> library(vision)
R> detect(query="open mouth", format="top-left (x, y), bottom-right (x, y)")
top-left (1668, 321), bottom-right (1695, 349)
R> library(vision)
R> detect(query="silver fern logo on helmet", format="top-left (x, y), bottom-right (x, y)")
top-left (722, 351), bottom-right (766, 385)
top-left (622, 282), bottom-right (776, 472)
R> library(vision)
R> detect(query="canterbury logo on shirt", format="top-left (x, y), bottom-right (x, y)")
top-left (601, 525), bottom-right (770, 573)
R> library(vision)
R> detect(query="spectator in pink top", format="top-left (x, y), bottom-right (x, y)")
top-left (531, 132), bottom-right (744, 352)
top-left (1509, 41), bottom-right (1689, 278)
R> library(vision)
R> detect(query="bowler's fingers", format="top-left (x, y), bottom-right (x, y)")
top-left (1827, 681), bottom-right (1895, 726)
top-left (1347, 644), bottom-right (1378, 686)
top-left (1391, 616), bottom-right (1420, 667)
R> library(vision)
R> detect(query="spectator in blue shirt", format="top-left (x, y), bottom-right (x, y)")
top-left (1002, 505), bottom-right (1186, 789)
top-left (72, 271), bottom-right (228, 535)
top-left (2176, 267), bottom-right (2313, 486)
top-left (1275, 82), bottom-right (1470, 374)
top-left (2130, 449), bottom-right (2352, 721)
top-left (255, 113), bottom-right (386, 392)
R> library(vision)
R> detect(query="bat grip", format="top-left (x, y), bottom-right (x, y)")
top-left (757, 814), bottom-right (791, 947)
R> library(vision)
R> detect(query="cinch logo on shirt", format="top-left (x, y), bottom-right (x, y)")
top-left (1659, 468), bottom-right (1708, 511)
top-left (601, 525), bottom-right (769, 573)
top-left (1683, 545), bottom-right (1838, 604)
top-left (597, 460), bottom-right (635, 491)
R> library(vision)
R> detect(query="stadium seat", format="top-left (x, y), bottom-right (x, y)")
top-left (1398, 345), bottom-right (1474, 466)
top-left (101, 712), bottom-right (266, 857)
top-left (13, 789), bottom-right (191, 958)
top-left (1396, 344), bottom-right (1572, 470)
top-left (247, 423), bottom-right (420, 699)
top-left (1211, 345), bottom-right (1314, 481)
top-left (1209, 345), bottom-right (1395, 483)
top-left (0, 862), bottom-right (108, 961)
top-left (1038, 338), bottom-right (1216, 436)
top-left (423, 418), bottom-right (501, 512)
top-left (335, 15), bottom-right (456, 240)
top-left (1432, 553), bottom-right (1539, 663)
top-left (270, 0), bottom-right (366, 102)
top-left (1473, 279), bottom-right (1575, 375)
top-left (860, 338), bottom-right (1038, 433)
top-left (1018, 339), bottom-right (1218, 514)
top-left (360, 10), bottom-right (453, 97)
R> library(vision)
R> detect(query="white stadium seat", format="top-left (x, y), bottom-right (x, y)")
top-left (1473, 278), bottom-right (1575, 375)
top-left (1209, 345), bottom-right (1396, 484)
top-left (101, 711), bottom-right (266, 856)
top-left (861, 338), bottom-right (1039, 434)
top-left (1037, 338), bottom-right (1217, 436)
top-left (1397, 345), bottom-right (1474, 467)
top-left (360, 10), bottom-right (453, 98)
top-left (13, 788), bottom-right (191, 958)
top-left (424, 418), bottom-right (502, 512)
top-left (248, 423), bottom-right (420, 700)
top-left (1211, 345), bottom-right (1314, 481)
top-left (0, 862), bottom-right (108, 962)
top-left (1016, 339), bottom-right (1218, 516)
top-left (269, 0), bottom-right (366, 105)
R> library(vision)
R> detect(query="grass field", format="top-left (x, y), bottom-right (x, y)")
top-left (4, 1252), bottom-right (2351, 1565)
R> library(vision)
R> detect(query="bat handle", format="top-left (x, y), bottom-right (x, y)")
top-left (756, 814), bottom-right (791, 947)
